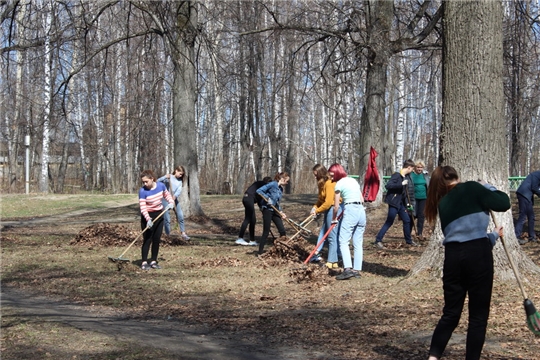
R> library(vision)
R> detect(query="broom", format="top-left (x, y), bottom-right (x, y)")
top-left (490, 211), bottom-right (540, 335)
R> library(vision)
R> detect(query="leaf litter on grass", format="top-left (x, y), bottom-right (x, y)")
top-left (3, 193), bottom-right (540, 359)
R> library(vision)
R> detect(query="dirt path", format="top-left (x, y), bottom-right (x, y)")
top-left (1, 286), bottom-right (315, 360)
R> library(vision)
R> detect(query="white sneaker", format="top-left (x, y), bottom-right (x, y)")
top-left (248, 241), bottom-right (259, 246)
top-left (235, 238), bottom-right (249, 245)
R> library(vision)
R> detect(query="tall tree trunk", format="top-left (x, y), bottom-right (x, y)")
top-left (172, 2), bottom-right (203, 216)
top-left (358, 0), bottom-right (393, 205)
top-left (410, 0), bottom-right (540, 280)
top-left (39, 2), bottom-right (53, 193)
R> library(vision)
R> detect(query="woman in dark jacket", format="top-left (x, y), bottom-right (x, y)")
top-left (256, 172), bottom-right (290, 255)
top-left (373, 159), bottom-right (417, 249)
top-left (235, 176), bottom-right (272, 246)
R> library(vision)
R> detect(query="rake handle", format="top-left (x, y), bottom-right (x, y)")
top-left (289, 215), bottom-right (316, 241)
top-left (490, 211), bottom-right (529, 300)
top-left (117, 207), bottom-right (169, 259)
top-left (258, 193), bottom-right (309, 233)
top-left (405, 188), bottom-right (418, 235)
top-left (303, 211), bottom-right (344, 264)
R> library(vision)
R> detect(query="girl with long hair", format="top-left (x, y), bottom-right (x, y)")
top-left (426, 166), bottom-right (510, 360)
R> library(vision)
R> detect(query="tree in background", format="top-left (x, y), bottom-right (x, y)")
top-left (411, 0), bottom-right (539, 279)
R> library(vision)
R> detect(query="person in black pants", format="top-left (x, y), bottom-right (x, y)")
top-left (425, 166), bottom-right (510, 360)
top-left (256, 172), bottom-right (290, 255)
top-left (514, 170), bottom-right (540, 244)
top-left (235, 176), bottom-right (272, 246)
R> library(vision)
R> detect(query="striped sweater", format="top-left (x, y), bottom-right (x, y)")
top-left (139, 182), bottom-right (174, 221)
top-left (439, 181), bottom-right (510, 245)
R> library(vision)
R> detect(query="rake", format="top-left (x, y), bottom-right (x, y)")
top-left (405, 189), bottom-right (418, 237)
top-left (303, 211), bottom-right (343, 264)
top-left (108, 208), bottom-right (169, 263)
top-left (491, 211), bottom-right (540, 335)
top-left (289, 214), bottom-right (316, 241)
top-left (259, 194), bottom-right (312, 235)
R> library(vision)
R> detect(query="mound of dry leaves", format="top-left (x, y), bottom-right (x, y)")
top-left (71, 223), bottom-right (192, 247)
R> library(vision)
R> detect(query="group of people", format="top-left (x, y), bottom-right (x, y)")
top-left (134, 162), bottom-right (537, 359)
top-left (374, 159), bottom-right (430, 249)
top-left (234, 162), bottom-right (531, 360)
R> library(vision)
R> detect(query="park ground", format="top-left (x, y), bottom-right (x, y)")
top-left (1, 193), bottom-right (540, 359)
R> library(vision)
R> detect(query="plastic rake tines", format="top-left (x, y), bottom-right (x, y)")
top-left (524, 299), bottom-right (540, 335)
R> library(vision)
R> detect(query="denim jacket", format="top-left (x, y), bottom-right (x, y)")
top-left (256, 181), bottom-right (284, 211)
top-left (158, 175), bottom-right (182, 199)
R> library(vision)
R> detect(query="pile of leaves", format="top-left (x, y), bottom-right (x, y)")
top-left (258, 235), bottom-right (313, 265)
top-left (71, 223), bottom-right (193, 248)
top-left (71, 223), bottom-right (137, 247)
top-left (288, 264), bottom-right (333, 284)
top-left (256, 235), bottom-right (335, 284)
top-left (197, 257), bottom-right (243, 267)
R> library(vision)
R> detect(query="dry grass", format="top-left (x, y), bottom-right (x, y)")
top-left (1, 193), bottom-right (540, 359)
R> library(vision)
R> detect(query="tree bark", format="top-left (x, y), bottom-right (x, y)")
top-left (358, 0), bottom-right (394, 205)
top-left (172, 2), bottom-right (203, 216)
top-left (410, 0), bottom-right (540, 280)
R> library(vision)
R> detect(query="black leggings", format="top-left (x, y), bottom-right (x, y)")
top-left (239, 195), bottom-right (256, 241)
top-left (140, 211), bottom-right (165, 263)
top-left (429, 238), bottom-right (494, 360)
top-left (415, 198), bottom-right (426, 236)
top-left (258, 208), bottom-right (286, 254)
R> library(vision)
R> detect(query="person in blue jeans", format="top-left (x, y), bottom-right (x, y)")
top-left (309, 164), bottom-right (342, 266)
top-left (374, 159), bottom-right (418, 249)
top-left (514, 170), bottom-right (540, 244)
top-left (256, 172), bottom-right (290, 255)
top-left (328, 163), bottom-right (366, 280)
top-left (158, 165), bottom-right (190, 240)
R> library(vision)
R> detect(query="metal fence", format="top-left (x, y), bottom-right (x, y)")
top-left (350, 175), bottom-right (526, 191)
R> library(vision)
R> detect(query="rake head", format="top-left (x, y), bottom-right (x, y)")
top-left (108, 256), bottom-right (130, 263)
top-left (524, 299), bottom-right (540, 336)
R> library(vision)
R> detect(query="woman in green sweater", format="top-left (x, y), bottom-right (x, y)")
top-left (410, 160), bottom-right (429, 240)
top-left (425, 166), bottom-right (510, 360)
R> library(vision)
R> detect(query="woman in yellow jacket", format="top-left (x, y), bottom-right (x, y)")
top-left (310, 164), bottom-right (341, 267)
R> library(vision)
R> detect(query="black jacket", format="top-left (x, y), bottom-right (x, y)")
top-left (384, 172), bottom-right (415, 209)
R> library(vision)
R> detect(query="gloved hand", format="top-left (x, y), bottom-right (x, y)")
top-left (331, 219), bottom-right (339, 225)
top-left (310, 207), bottom-right (317, 216)
top-left (402, 179), bottom-right (408, 185)
top-left (166, 203), bottom-right (175, 211)
top-left (147, 219), bottom-right (153, 229)
top-left (407, 205), bottom-right (414, 212)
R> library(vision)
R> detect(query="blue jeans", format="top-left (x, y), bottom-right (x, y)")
top-left (514, 193), bottom-right (535, 239)
top-left (162, 199), bottom-right (186, 235)
top-left (336, 203), bottom-right (366, 270)
top-left (375, 203), bottom-right (412, 243)
top-left (316, 205), bottom-right (343, 263)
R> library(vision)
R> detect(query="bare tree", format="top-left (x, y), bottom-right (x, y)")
top-left (410, 0), bottom-right (540, 279)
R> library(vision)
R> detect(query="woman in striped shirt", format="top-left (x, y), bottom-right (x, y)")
top-left (139, 169), bottom-right (175, 270)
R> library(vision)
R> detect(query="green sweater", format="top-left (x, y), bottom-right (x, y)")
top-left (439, 181), bottom-right (510, 244)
